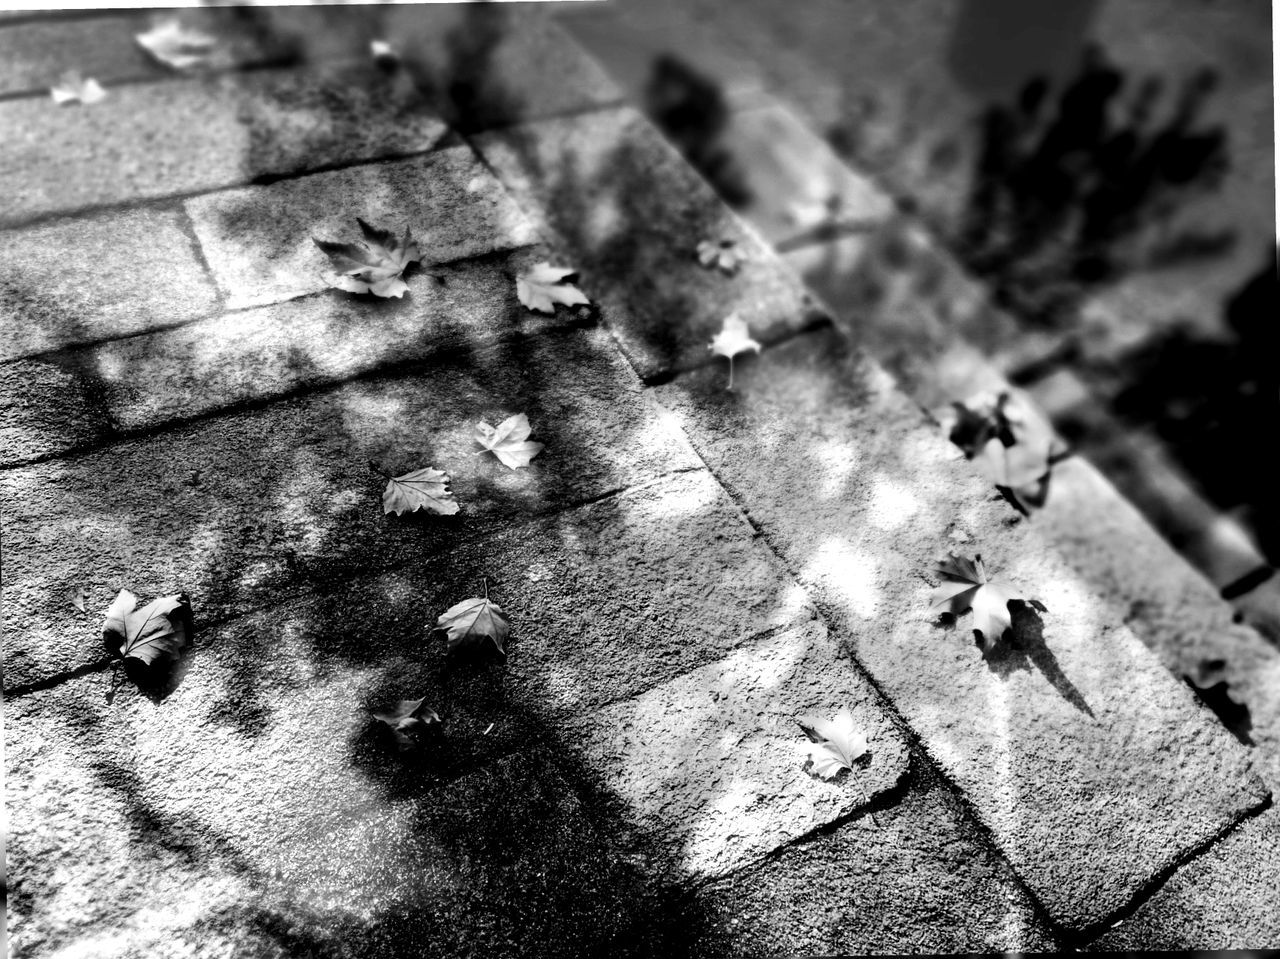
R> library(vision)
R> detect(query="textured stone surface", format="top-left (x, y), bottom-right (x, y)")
top-left (33, 248), bottom-right (575, 440)
top-left (0, 324), bottom-right (701, 690)
top-left (186, 147), bottom-right (537, 309)
top-left (723, 99), bottom-right (895, 246)
top-left (474, 107), bottom-right (823, 381)
top-left (6, 469), bottom-right (809, 955)
top-left (1091, 807), bottom-right (1280, 951)
top-left (0, 209), bottom-right (219, 361)
top-left (0, 67), bottom-right (448, 225)
top-left (694, 761), bottom-right (1058, 955)
top-left (654, 326), bottom-right (1269, 932)
top-left (571, 620), bottom-right (907, 880)
top-left (0, 357), bottom-right (112, 466)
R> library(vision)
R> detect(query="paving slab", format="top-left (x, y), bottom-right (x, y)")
top-left (473, 106), bottom-right (824, 381)
top-left (0, 247), bottom-right (580, 459)
top-left (1, 324), bottom-right (701, 690)
top-left (186, 146), bottom-right (538, 310)
top-left (653, 324), bottom-right (1269, 932)
top-left (0, 66), bottom-right (448, 226)
top-left (0, 208), bottom-right (220, 361)
top-left (722, 99), bottom-right (895, 247)
top-left (693, 760), bottom-right (1057, 955)
top-left (1090, 806), bottom-right (1280, 951)
top-left (569, 619), bottom-right (908, 881)
top-left (0, 356), bottom-right (112, 466)
top-left (6, 469), bottom-right (811, 956)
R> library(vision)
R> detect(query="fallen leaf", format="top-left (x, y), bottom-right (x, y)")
top-left (941, 390), bottom-right (1062, 512)
top-left (930, 553), bottom-right (1035, 651)
top-left (436, 591), bottom-right (510, 655)
top-left (516, 262), bottom-right (590, 314)
top-left (135, 19), bottom-right (220, 71)
top-left (50, 71), bottom-right (106, 105)
top-left (708, 312), bottom-right (762, 390)
top-left (373, 697), bottom-right (441, 749)
top-left (103, 589), bottom-right (192, 671)
top-left (69, 586), bottom-right (88, 612)
top-left (475, 413), bottom-right (543, 470)
top-left (798, 707), bottom-right (868, 780)
top-left (370, 39), bottom-right (398, 63)
top-left (696, 239), bottom-right (744, 275)
top-left (382, 466), bottom-right (459, 516)
top-left (314, 219), bottom-right (421, 298)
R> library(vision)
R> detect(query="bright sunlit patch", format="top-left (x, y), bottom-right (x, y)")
top-left (866, 476), bottom-right (922, 530)
top-left (809, 438), bottom-right (859, 497)
top-left (804, 538), bottom-right (880, 620)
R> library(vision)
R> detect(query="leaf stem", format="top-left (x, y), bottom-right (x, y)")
top-left (481, 576), bottom-right (489, 600)
top-left (728, 356), bottom-right (735, 391)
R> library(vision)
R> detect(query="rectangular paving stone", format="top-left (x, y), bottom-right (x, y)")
top-left (567, 619), bottom-right (908, 881)
top-left (15, 248), bottom-right (573, 447)
top-left (6, 469), bottom-right (808, 953)
top-left (724, 99), bottom-right (895, 247)
top-left (653, 325), bottom-right (1269, 932)
top-left (473, 106), bottom-right (825, 381)
top-left (186, 146), bottom-right (538, 309)
top-left (0, 208), bottom-right (220, 361)
top-left (696, 761), bottom-right (1057, 954)
top-left (1, 324), bottom-right (703, 690)
top-left (0, 66), bottom-right (448, 226)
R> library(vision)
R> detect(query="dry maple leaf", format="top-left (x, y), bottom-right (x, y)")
top-left (373, 697), bottom-right (441, 750)
top-left (475, 414), bottom-right (543, 470)
top-left (798, 707), bottom-right (868, 780)
top-left (709, 312), bottom-right (762, 390)
top-left (314, 219), bottom-right (421, 298)
top-left (696, 239), bottom-right (744, 275)
top-left (516, 262), bottom-right (590, 314)
top-left (103, 589), bottom-right (192, 671)
top-left (436, 585), bottom-right (510, 655)
top-left (942, 390), bottom-right (1063, 512)
top-left (930, 553), bottom-right (1042, 652)
top-left (135, 19), bottom-right (220, 71)
top-left (50, 71), bottom-right (106, 106)
top-left (382, 466), bottom-right (459, 516)
top-left (69, 586), bottom-right (88, 613)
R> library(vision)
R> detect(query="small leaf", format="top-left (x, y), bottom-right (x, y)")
top-left (942, 390), bottom-right (1063, 512)
top-left (69, 586), bottom-right (88, 613)
top-left (50, 71), bottom-right (107, 106)
top-left (475, 413), bottom-right (543, 470)
top-left (696, 239), bottom-right (744, 275)
top-left (930, 553), bottom-right (1037, 652)
top-left (382, 467), bottom-right (459, 516)
top-left (516, 262), bottom-right (590, 314)
top-left (709, 312), bottom-right (762, 390)
top-left (798, 707), bottom-right (868, 780)
top-left (373, 697), bottom-right (440, 750)
top-left (369, 39), bottom-right (398, 63)
top-left (436, 595), bottom-right (510, 655)
top-left (135, 19), bottom-right (219, 71)
top-left (314, 219), bottom-right (421, 298)
top-left (103, 589), bottom-right (192, 670)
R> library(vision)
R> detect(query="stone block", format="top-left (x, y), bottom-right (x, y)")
top-left (570, 620), bottom-right (908, 881)
top-left (185, 146), bottom-right (538, 309)
top-left (654, 325), bottom-right (1269, 932)
top-left (0, 208), bottom-right (219, 361)
top-left (474, 107), bottom-right (824, 381)
top-left (0, 67), bottom-right (448, 225)
top-left (0, 357), bottom-right (112, 467)
top-left (0, 324), bottom-right (700, 689)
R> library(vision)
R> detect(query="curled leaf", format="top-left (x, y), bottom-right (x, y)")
top-left (709, 312), bottom-right (761, 390)
top-left (51, 71), bottom-right (107, 106)
top-left (135, 19), bottom-right (219, 71)
top-left (798, 707), bottom-right (868, 780)
top-left (382, 467), bottom-right (459, 516)
top-left (516, 262), bottom-right (590, 314)
top-left (373, 697), bottom-right (441, 750)
top-left (103, 589), bottom-right (192, 674)
top-left (696, 239), bottom-right (744, 275)
top-left (940, 390), bottom-right (1063, 512)
top-left (436, 595), bottom-right (510, 655)
top-left (930, 553), bottom-right (1033, 652)
top-left (314, 219), bottom-right (421, 298)
top-left (475, 413), bottom-right (543, 470)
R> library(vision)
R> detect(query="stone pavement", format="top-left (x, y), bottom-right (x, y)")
top-left (3, 5), bottom-right (1277, 957)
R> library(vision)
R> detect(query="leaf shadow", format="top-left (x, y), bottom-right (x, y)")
top-left (985, 601), bottom-right (1095, 718)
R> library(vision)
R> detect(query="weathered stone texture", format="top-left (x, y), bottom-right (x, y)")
top-left (185, 148), bottom-right (537, 309)
top-left (474, 107), bottom-right (824, 381)
top-left (570, 620), bottom-right (908, 880)
top-left (654, 325), bottom-right (1268, 931)
top-left (1, 325), bottom-right (700, 689)
top-left (0, 67), bottom-right (448, 225)
top-left (0, 208), bottom-right (219, 361)
top-left (0, 357), bottom-right (112, 465)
